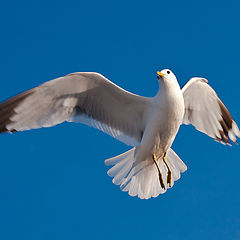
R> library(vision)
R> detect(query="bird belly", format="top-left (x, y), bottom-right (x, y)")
top-left (135, 90), bottom-right (184, 162)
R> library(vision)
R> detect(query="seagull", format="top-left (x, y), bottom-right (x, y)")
top-left (0, 69), bottom-right (239, 199)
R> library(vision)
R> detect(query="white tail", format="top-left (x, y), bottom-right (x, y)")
top-left (105, 148), bottom-right (187, 199)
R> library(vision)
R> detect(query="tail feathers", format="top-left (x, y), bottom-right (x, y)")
top-left (166, 149), bottom-right (187, 180)
top-left (105, 148), bottom-right (187, 199)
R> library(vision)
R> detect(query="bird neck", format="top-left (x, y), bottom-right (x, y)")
top-left (156, 78), bottom-right (181, 100)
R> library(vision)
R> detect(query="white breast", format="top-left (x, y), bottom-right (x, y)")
top-left (136, 80), bottom-right (184, 162)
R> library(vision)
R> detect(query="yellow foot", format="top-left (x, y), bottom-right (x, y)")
top-left (153, 154), bottom-right (165, 189)
top-left (163, 152), bottom-right (172, 187)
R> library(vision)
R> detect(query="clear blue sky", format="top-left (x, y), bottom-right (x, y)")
top-left (0, 1), bottom-right (240, 239)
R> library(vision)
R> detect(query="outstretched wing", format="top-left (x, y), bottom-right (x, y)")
top-left (182, 77), bottom-right (240, 145)
top-left (0, 72), bottom-right (151, 146)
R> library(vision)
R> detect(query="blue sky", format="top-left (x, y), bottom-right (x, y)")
top-left (0, 0), bottom-right (240, 239)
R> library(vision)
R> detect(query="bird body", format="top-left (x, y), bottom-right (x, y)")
top-left (137, 72), bottom-right (184, 162)
top-left (0, 69), bottom-right (239, 199)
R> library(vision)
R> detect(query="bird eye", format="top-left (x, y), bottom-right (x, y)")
top-left (167, 71), bottom-right (170, 74)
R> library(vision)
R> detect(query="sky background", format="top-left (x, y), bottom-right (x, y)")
top-left (0, 0), bottom-right (240, 239)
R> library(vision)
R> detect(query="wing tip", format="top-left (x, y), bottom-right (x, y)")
top-left (217, 99), bottom-right (240, 145)
top-left (0, 126), bottom-right (17, 134)
top-left (0, 89), bottom-right (34, 134)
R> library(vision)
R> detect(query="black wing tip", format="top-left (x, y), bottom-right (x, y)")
top-left (216, 98), bottom-right (240, 145)
top-left (0, 126), bottom-right (17, 134)
top-left (218, 98), bottom-right (233, 128)
top-left (0, 89), bottom-right (34, 134)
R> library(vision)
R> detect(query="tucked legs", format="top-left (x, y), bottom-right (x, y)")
top-left (152, 152), bottom-right (172, 189)
top-left (163, 152), bottom-right (172, 187)
top-left (152, 154), bottom-right (165, 189)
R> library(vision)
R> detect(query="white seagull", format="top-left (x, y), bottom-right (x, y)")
top-left (0, 69), bottom-right (239, 199)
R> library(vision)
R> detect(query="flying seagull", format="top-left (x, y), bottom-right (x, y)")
top-left (0, 69), bottom-right (239, 199)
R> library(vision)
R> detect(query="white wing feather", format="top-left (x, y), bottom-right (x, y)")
top-left (0, 72), bottom-right (151, 146)
top-left (182, 77), bottom-right (240, 144)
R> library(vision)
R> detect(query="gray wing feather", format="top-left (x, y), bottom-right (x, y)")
top-left (182, 77), bottom-right (240, 145)
top-left (0, 72), bottom-right (151, 146)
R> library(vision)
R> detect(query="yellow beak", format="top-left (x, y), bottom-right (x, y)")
top-left (157, 71), bottom-right (164, 77)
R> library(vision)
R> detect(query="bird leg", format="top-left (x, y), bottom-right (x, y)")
top-left (163, 152), bottom-right (172, 187)
top-left (152, 154), bottom-right (165, 189)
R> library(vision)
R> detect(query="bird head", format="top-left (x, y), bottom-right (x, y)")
top-left (157, 69), bottom-right (174, 80)
top-left (157, 69), bottom-right (180, 89)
